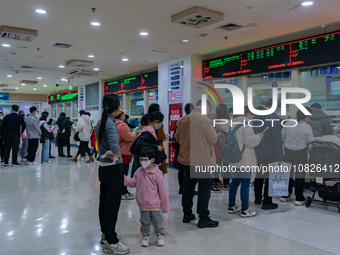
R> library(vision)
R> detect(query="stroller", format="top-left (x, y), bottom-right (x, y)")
top-left (305, 140), bottom-right (340, 213)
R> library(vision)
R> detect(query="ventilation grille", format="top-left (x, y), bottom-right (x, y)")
top-left (65, 59), bottom-right (93, 67)
top-left (67, 69), bottom-right (97, 76)
top-left (20, 80), bottom-right (38, 85)
top-left (20, 65), bottom-right (34, 69)
top-left (52, 42), bottom-right (73, 48)
top-left (0, 84), bottom-right (8, 88)
top-left (218, 23), bottom-right (243, 31)
top-left (2, 88), bottom-right (17, 92)
top-left (151, 48), bottom-right (171, 53)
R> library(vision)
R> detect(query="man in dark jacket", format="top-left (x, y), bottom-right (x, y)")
top-left (307, 103), bottom-right (333, 137)
top-left (253, 99), bottom-right (284, 210)
top-left (1, 105), bottom-right (26, 166)
top-left (56, 112), bottom-right (73, 157)
top-left (0, 111), bottom-right (5, 161)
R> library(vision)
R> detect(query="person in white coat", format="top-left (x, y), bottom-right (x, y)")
top-left (71, 110), bottom-right (93, 163)
top-left (227, 106), bottom-right (263, 217)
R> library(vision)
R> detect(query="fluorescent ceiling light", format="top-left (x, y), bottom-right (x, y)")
top-left (7, 75), bottom-right (12, 78)
top-left (35, 9), bottom-right (47, 14)
top-left (140, 32), bottom-right (149, 36)
top-left (182, 39), bottom-right (190, 43)
top-left (2, 44), bottom-right (10, 47)
top-left (15, 87), bottom-right (19, 90)
top-left (122, 58), bottom-right (129, 62)
top-left (21, 83), bottom-right (26, 86)
top-left (91, 21), bottom-right (101, 27)
top-left (88, 55), bottom-right (95, 58)
top-left (93, 68), bottom-right (99, 71)
top-left (33, 88), bottom-right (37, 91)
top-left (59, 65), bottom-right (65, 68)
top-left (301, 1), bottom-right (314, 6)
top-left (37, 77), bottom-right (42, 80)
top-left (43, 84), bottom-right (47, 87)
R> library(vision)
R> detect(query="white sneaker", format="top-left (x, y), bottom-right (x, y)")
top-left (103, 242), bottom-right (129, 254)
top-left (21, 158), bottom-right (27, 162)
top-left (294, 201), bottom-right (304, 206)
top-left (240, 208), bottom-right (257, 218)
top-left (32, 162), bottom-right (40, 165)
top-left (141, 234), bottom-right (149, 247)
top-left (228, 205), bottom-right (241, 214)
top-left (280, 197), bottom-right (291, 202)
top-left (157, 233), bottom-right (165, 246)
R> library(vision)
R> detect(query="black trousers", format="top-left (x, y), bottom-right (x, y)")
top-left (77, 141), bottom-right (91, 157)
top-left (254, 158), bottom-right (274, 205)
top-left (66, 136), bottom-right (71, 156)
top-left (98, 164), bottom-right (123, 244)
top-left (181, 164), bottom-right (212, 219)
top-left (0, 137), bottom-right (4, 161)
top-left (4, 134), bottom-right (20, 164)
top-left (284, 147), bottom-right (307, 202)
top-left (122, 162), bottom-right (130, 194)
top-left (27, 139), bottom-right (39, 162)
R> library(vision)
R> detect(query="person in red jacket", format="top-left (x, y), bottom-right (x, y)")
top-left (90, 128), bottom-right (97, 158)
top-left (115, 107), bottom-right (138, 200)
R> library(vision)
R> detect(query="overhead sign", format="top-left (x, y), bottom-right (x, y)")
top-left (0, 93), bottom-right (9, 101)
top-left (0, 26), bottom-right (37, 42)
top-left (48, 90), bottom-right (78, 104)
top-left (203, 30), bottom-right (340, 79)
top-left (105, 71), bottom-right (158, 94)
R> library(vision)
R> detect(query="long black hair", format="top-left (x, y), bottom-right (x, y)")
top-left (98, 94), bottom-right (120, 145)
top-left (148, 103), bottom-right (160, 114)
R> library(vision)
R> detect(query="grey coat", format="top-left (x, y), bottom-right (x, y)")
top-left (307, 108), bottom-right (333, 137)
top-left (26, 113), bottom-right (42, 139)
top-left (96, 114), bottom-right (122, 164)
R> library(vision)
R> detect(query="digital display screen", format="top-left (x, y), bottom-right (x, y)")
top-left (203, 31), bottom-right (340, 79)
top-left (105, 71), bottom-right (158, 94)
top-left (48, 90), bottom-right (78, 104)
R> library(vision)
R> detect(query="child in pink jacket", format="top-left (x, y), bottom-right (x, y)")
top-left (124, 147), bottom-right (170, 247)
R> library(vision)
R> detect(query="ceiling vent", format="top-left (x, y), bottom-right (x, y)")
top-left (67, 69), bottom-right (96, 76)
top-left (0, 84), bottom-right (9, 88)
top-left (65, 59), bottom-right (93, 67)
top-left (218, 23), bottom-right (243, 31)
top-left (151, 48), bottom-right (171, 53)
top-left (52, 42), bottom-right (73, 48)
top-left (20, 65), bottom-right (35, 69)
top-left (171, 6), bottom-right (223, 28)
top-left (20, 80), bottom-right (38, 85)
top-left (2, 88), bottom-right (17, 92)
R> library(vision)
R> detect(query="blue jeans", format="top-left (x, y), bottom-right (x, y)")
top-left (41, 139), bottom-right (50, 162)
top-left (228, 171), bottom-right (251, 211)
top-left (20, 138), bottom-right (28, 158)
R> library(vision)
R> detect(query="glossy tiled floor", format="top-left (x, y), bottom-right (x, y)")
top-left (0, 148), bottom-right (339, 255)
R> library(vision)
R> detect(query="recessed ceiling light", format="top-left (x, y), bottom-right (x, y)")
top-left (182, 39), bottom-right (190, 43)
top-left (91, 21), bottom-right (101, 27)
top-left (33, 88), bottom-right (37, 91)
top-left (88, 55), bottom-right (95, 58)
top-left (61, 78), bottom-right (66, 82)
top-left (43, 84), bottom-right (48, 87)
top-left (15, 87), bottom-right (19, 90)
top-left (301, 1), bottom-right (314, 6)
top-left (35, 9), bottom-right (47, 14)
top-left (122, 58), bottom-right (129, 62)
top-left (21, 83), bottom-right (26, 86)
top-left (37, 77), bottom-right (42, 80)
top-left (93, 68), bottom-right (99, 71)
top-left (2, 43), bottom-right (10, 47)
top-left (180, 65), bottom-right (184, 68)
top-left (140, 32), bottom-right (149, 36)
top-left (59, 65), bottom-right (65, 68)
top-left (7, 75), bottom-right (12, 78)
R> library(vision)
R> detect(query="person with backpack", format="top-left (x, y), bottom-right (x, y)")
top-left (227, 106), bottom-right (263, 217)
top-left (130, 112), bottom-right (166, 177)
top-left (56, 112), bottom-right (73, 157)
top-left (253, 99), bottom-right (284, 210)
top-left (115, 107), bottom-right (137, 200)
top-left (39, 112), bottom-right (56, 164)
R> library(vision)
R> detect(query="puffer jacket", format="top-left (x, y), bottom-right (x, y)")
top-left (75, 115), bottom-right (92, 141)
top-left (230, 116), bottom-right (262, 169)
top-left (307, 108), bottom-right (333, 137)
top-left (115, 119), bottom-right (137, 156)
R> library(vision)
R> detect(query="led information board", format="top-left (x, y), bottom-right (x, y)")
top-left (48, 90), bottom-right (78, 104)
top-left (105, 71), bottom-right (158, 94)
top-left (203, 30), bottom-right (340, 79)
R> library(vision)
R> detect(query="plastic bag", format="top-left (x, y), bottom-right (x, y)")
top-left (268, 162), bottom-right (291, 197)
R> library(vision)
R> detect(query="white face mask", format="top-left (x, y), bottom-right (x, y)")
top-left (140, 160), bottom-right (152, 169)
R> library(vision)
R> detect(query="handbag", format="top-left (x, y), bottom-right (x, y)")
top-left (74, 132), bottom-right (80, 142)
top-left (268, 162), bottom-right (291, 197)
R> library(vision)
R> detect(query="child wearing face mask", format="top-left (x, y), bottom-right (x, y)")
top-left (124, 146), bottom-right (170, 247)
